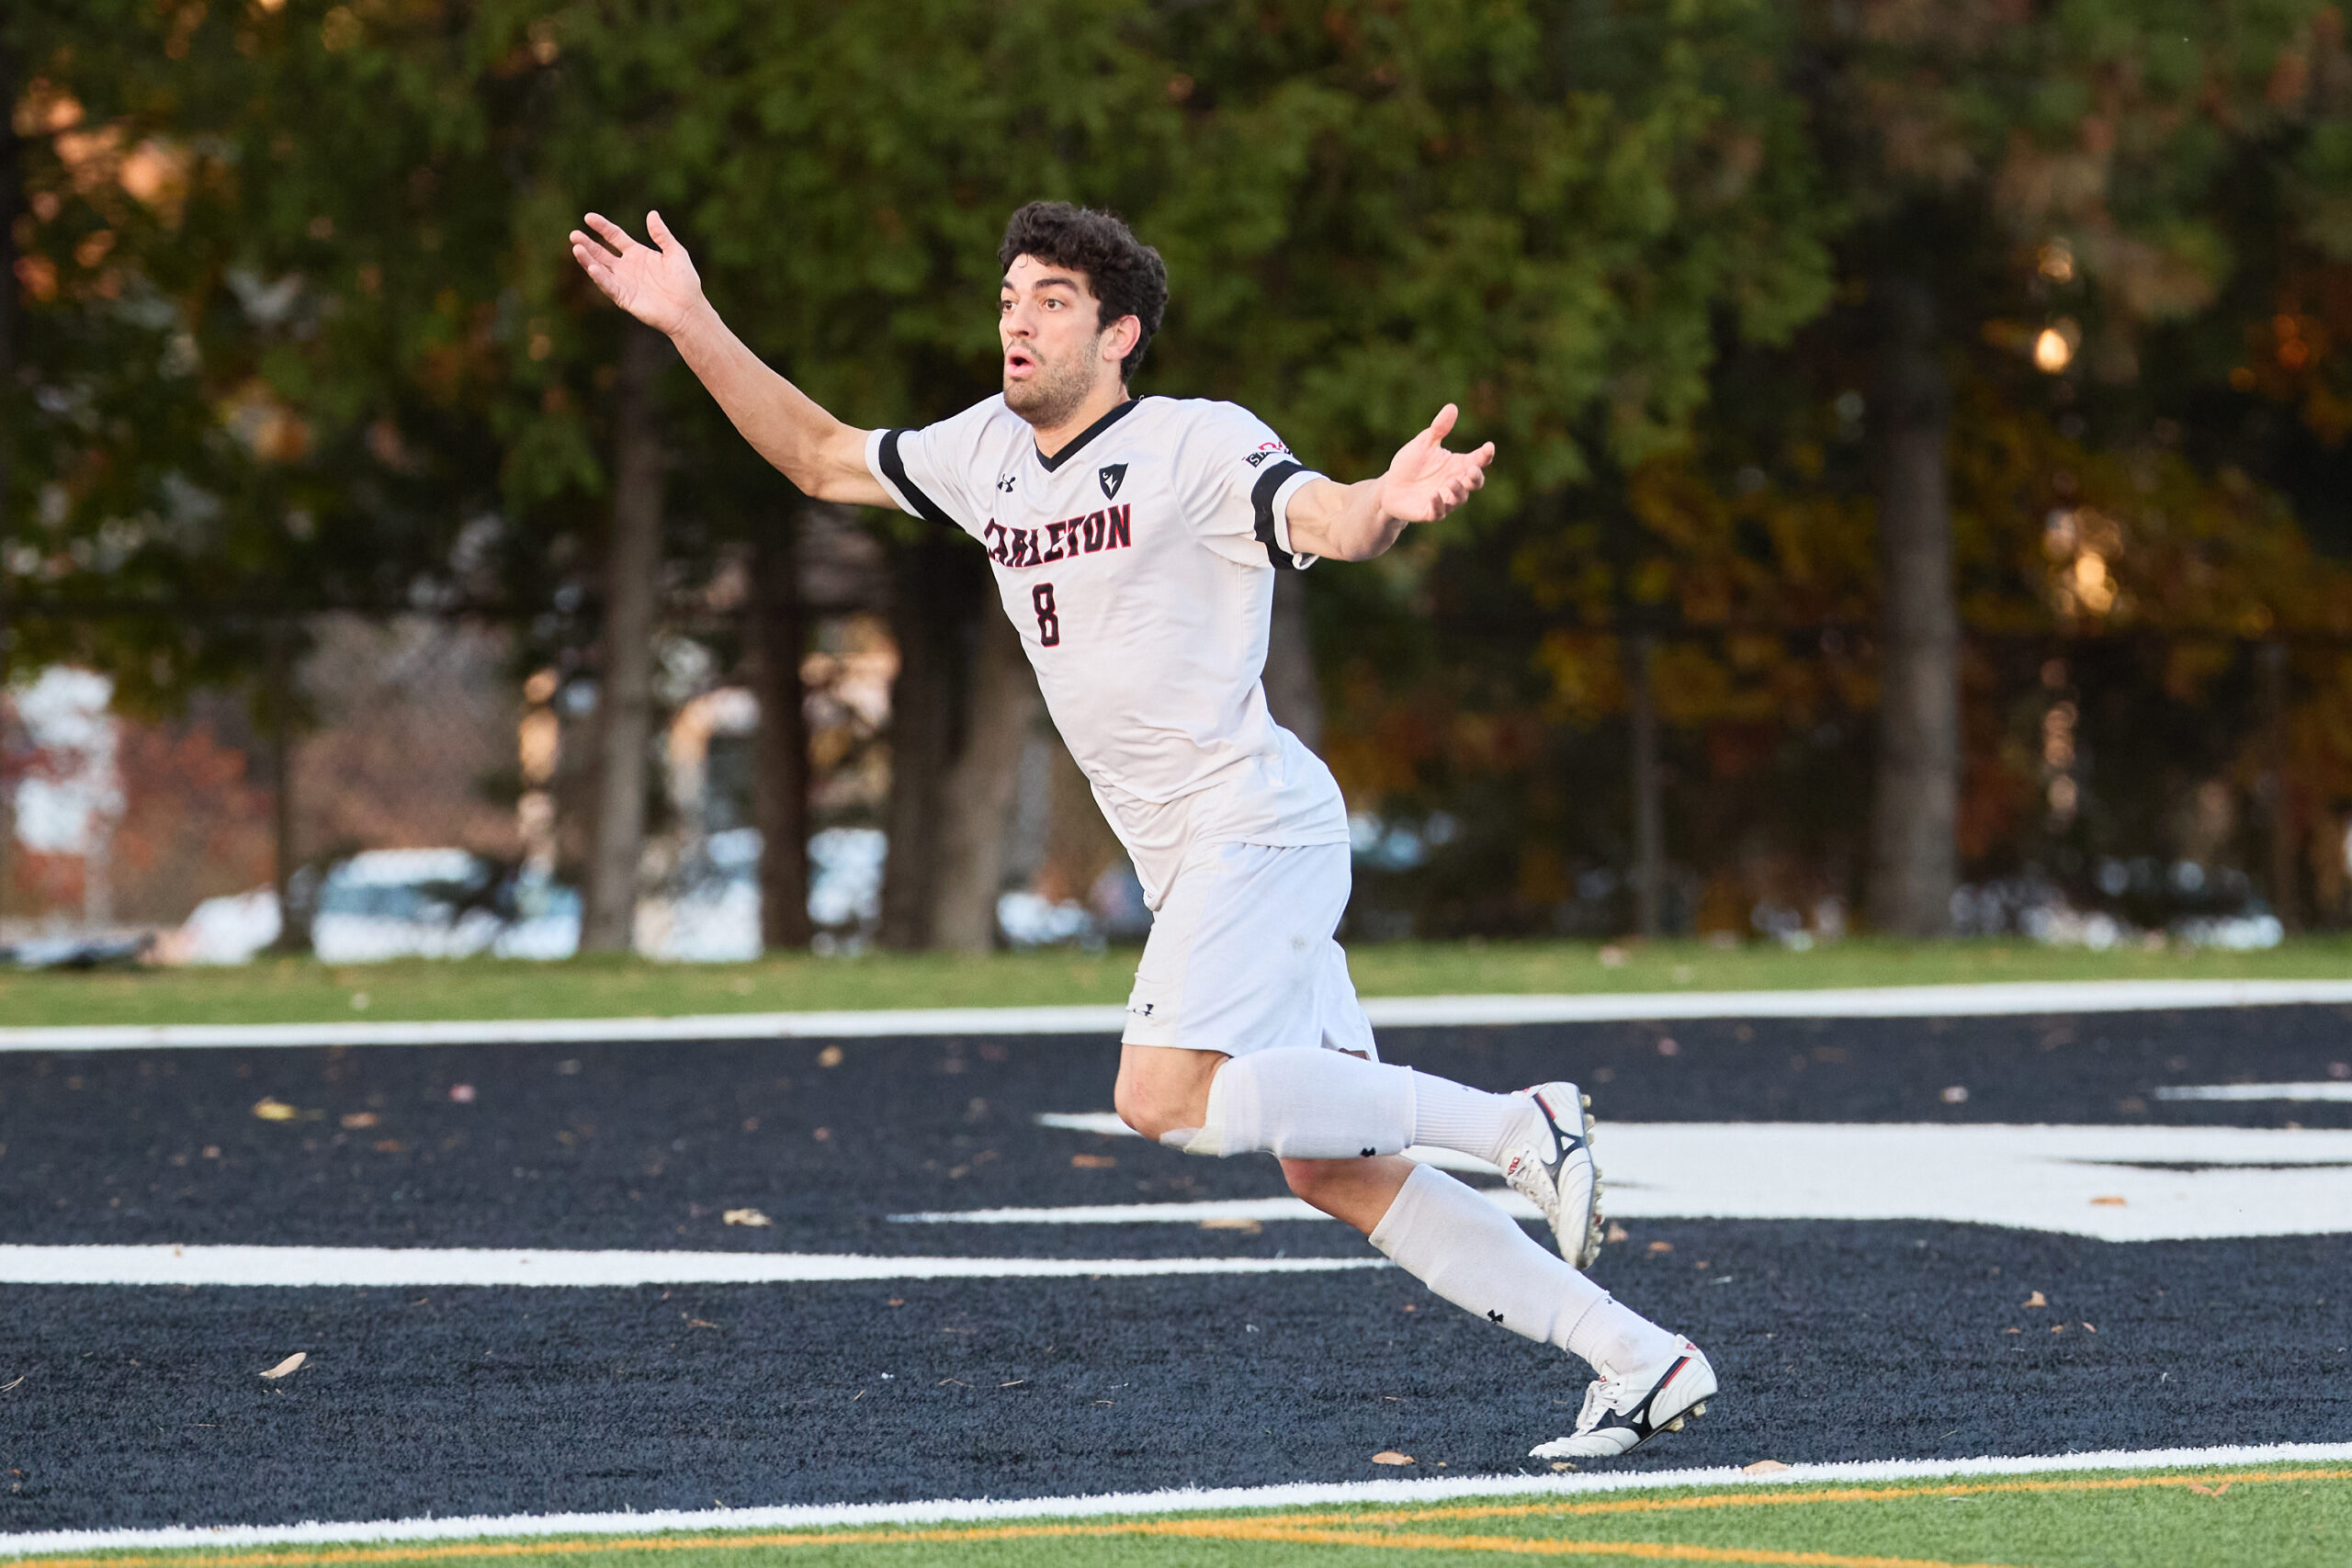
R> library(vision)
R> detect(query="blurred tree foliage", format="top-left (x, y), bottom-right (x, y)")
top-left (1334, 0), bottom-right (2352, 939)
top-left (16, 1), bottom-right (2352, 940)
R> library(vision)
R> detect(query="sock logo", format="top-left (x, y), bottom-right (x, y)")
top-left (1487, 1310), bottom-right (1506, 1324)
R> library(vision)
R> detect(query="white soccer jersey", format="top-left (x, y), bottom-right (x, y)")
top-left (865, 395), bottom-right (1350, 906)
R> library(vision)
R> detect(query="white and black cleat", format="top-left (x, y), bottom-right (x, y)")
top-left (1530, 1339), bottom-right (1717, 1461)
top-left (1501, 1080), bottom-right (1603, 1268)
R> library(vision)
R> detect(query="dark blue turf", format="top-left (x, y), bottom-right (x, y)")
top-left (0, 1008), bottom-right (2346, 1532)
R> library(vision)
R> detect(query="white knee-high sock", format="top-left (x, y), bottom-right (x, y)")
top-left (1408, 1072), bottom-right (1542, 1166)
top-left (1369, 1164), bottom-right (1680, 1376)
top-left (1160, 1047), bottom-right (1417, 1159)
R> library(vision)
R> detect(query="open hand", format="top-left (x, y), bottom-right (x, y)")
top-left (1376, 404), bottom-right (1494, 525)
top-left (569, 210), bottom-right (704, 336)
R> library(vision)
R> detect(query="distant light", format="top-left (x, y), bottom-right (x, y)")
top-left (2038, 241), bottom-right (2075, 283)
top-left (2033, 328), bottom-right (2075, 373)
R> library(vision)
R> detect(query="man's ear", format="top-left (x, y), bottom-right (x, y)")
top-left (1102, 313), bottom-right (1142, 365)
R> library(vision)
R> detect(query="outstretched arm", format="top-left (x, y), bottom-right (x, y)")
top-left (569, 211), bottom-right (888, 508)
top-left (1283, 404), bottom-right (1494, 562)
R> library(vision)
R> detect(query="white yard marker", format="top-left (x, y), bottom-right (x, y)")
top-left (0, 1247), bottom-right (1385, 1288)
top-left (4, 1441), bottom-right (2348, 1558)
top-left (1011, 1118), bottom-right (2352, 1241)
top-left (2154, 1081), bottom-right (2352, 1102)
top-left (1036, 1111), bottom-right (1500, 1173)
top-left (11, 977), bottom-right (2352, 1051)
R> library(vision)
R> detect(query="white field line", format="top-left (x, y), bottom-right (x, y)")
top-left (12, 978), bottom-right (2352, 1052)
top-left (1012, 1119), bottom-right (2352, 1242)
top-left (2155, 1081), bottom-right (2352, 1102)
top-left (5, 1441), bottom-right (2349, 1557)
top-left (0, 1247), bottom-right (1387, 1289)
top-left (1037, 1112), bottom-right (1503, 1173)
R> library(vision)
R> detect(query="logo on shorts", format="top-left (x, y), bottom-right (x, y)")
top-left (1099, 463), bottom-right (1127, 501)
top-left (1128, 1001), bottom-right (1155, 1017)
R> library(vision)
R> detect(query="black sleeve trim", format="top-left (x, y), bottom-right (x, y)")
top-left (877, 429), bottom-right (960, 533)
top-left (1250, 460), bottom-right (1309, 570)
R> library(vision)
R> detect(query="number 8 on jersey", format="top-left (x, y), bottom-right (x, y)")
top-left (1032, 582), bottom-right (1060, 648)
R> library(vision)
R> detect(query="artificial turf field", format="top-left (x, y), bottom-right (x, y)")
top-left (1, 987), bottom-right (2347, 1565)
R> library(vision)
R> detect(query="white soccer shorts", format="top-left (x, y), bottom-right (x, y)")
top-left (1120, 840), bottom-right (1376, 1061)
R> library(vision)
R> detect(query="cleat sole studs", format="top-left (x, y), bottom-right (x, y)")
top-left (1581, 1094), bottom-right (1593, 1109)
top-left (1693, 1403), bottom-right (1708, 1416)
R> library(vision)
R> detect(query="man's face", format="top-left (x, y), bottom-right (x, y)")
top-left (1000, 254), bottom-right (1127, 428)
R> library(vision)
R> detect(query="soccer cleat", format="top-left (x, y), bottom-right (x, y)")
top-left (1530, 1339), bottom-right (1717, 1461)
top-left (1500, 1081), bottom-right (1603, 1269)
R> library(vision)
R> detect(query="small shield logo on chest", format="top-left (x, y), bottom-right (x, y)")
top-left (1099, 463), bottom-right (1127, 501)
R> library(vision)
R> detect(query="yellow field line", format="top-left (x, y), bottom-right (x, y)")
top-left (1180, 1522), bottom-right (2024, 1565)
top-left (1269, 1465), bottom-right (2352, 1528)
top-left (0, 1519), bottom-right (2018, 1568)
top-left (9, 1466), bottom-right (2343, 1568)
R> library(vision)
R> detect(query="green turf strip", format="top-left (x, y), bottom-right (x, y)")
top-left (9, 934), bottom-right (2352, 1028)
top-left (20, 1464), bottom-right (2352, 1568)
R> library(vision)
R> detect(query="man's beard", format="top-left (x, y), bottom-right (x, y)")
top-left (1003, 348), bottom-right (1097, 429)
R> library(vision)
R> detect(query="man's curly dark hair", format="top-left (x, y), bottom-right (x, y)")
top-left (999, 201), bottom-right (1169, 381)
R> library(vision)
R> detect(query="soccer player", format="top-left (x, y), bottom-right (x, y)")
top-left (570, 200), bottom-right (1713, 1459)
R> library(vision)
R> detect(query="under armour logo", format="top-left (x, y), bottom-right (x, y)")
top-left (996, 474), bottom-right (1017, 494)
top-left (1487, 1310), bottom-right (1506, 1324)
top-left (1099, 462), bottom-right (1126, 500)
top-left (1360, 1146), bottom-right (1376, 1158)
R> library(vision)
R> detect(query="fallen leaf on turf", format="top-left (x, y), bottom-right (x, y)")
top-left (2188, 1482), bottom-right (2233, 1497)
top-left (340, 1112), bottom-right (379, 1130)
top-left (1605, 1223), bottom-right (1630, 1244)
top-left (373, 1140), bottom-right (406, 1153)
top-left (447, 1084), bottom-right (477, 1104)
top-left (1549, 1461), bottom-right (1576, 1472)
top-left (1370, 1451), bottom-right (1415, 1466)
top-left (1070, 1154), bottom-right (1116, 1169)
top-left (1743, 1460), bottom-right (1791, 1475)
top-left (260, 1353), bottom-right (306, 1379)
top-left (2083, 1322), bottom-right (2097, 1332)
top-left (251, 1099), bottom-right (298, 1122)
top-left (1198, 1217), bottom-right (1260, 1235)
top-left (2022, 1291), bottom-right (2048, 1308)
top-left (817, 1046), bottom-right (844, 1068)
top-left (2002, 1328), bottom-right (2021, 1335)
top-left (1647, 1240), bottom-right (1674, 1254)
top-left (722, 1208), bottom-right (773, 1228)
top-left (2089, 1195), bottom-right (2126, 1206)
top-left (0, 1375), bottom-right (24, 1393)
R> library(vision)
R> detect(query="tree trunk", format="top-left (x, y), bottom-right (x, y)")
top-left (932, 606), bottom-right (1040, 953)
top-left (2262, 640), bottom-right (2298, 931)
top-left (1624, 629), bottom-right (1664, 940)
top-left (749, 513), bottom-right (813, 951)
top-left (878, 535), bottom-right (976, 950)
top-left (1866, 276), bottom-right (1960, 937)
top-left (0, 38), bottom-right (20, 916)
top-left (1263, 570), bottom-right (1323, 753)
top-left (265, 622), bottom-right (309, 953)
top-left (582, 321), bottom-right (671, 953)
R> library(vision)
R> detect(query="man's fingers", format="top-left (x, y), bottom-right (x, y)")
top-left (582, 212), bottom-right (635, 253)
top-left (1427, 402), bottom-right (1459, 444)
top-left (646, 209), bottom-right (675, 250)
